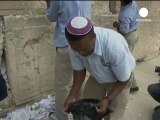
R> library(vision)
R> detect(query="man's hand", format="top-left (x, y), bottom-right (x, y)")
top-left (95, 98), bottom-right (110, 114)
top-left (113, 21), bottom-right (118, 28)
top-left (64, 96), bottom-right (76, 113)
top-left (64, 69), bottom-right (86, 113)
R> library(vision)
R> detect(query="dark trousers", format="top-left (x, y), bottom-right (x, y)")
top-left (148, 83), bottom-right (160, 103)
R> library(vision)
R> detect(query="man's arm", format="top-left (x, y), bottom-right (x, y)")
top-left (116, 24), bottom-right (128, 36)
top-left (64, 69), bottom-right (86, 112)
top-left (96, 80), bottom-right (129, 114)
top-left (105, 80), bottom-right (128, 101)
top-left (68, 69), bottom-right (86, 98)
top-left (46, 1), bottom-right (59, 22)
top-left (64, 48), bottom-right (86, 111)
top-left (96, 44), bottom-right (135, 114)
top-left (113, 17), bottom-right (130, 36)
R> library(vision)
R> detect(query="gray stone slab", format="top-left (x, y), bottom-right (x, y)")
top-left (5, 16), bottom-right (56, 105)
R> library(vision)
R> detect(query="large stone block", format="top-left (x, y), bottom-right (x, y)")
top-left (91, 14), bottom-right (101, 24)
top-left (91, 1), bottom-right (110, 15)
top-left (134, 18), bottom-right (160, 59)
top-left (5, 16), bottom-right (50, 29)
top-left (0, 1), bottom-right (47, 16)
top-left (21, 1), bottom-right (47, 15)
top-left (4, 16), bottom-right (56, 105)
top-left (0, 1), bottom-right (26, 16)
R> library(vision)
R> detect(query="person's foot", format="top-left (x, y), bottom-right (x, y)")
top-left (152, 108), bottom-right (160, 120)
top-left (130, 86), bottom-right (139, 92)
top-left (154, 105), bottom-right (160, 111)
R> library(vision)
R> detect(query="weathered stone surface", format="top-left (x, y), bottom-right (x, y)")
top-left (0, 1), bottom-right (47, 16)
top-left (133, 19), bottom-right (160, 59)
top-left (93, 1), bottom-right (160, 59)
top-left (5, 16), bottom-right (55, 105)
top-left (91, 1), bottom-right (110, 15)
top-left (1, 1), bottom-right (160, 106)
top-left (5, 16), bottom-right (50, 29)
top-left (0, 1), bottom-right (26, 16)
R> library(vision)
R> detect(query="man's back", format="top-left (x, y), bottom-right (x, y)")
top-left (46, 1), bottom-right (91, 47)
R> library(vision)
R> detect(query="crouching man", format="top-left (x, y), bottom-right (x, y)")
top-left (64, 17), bottom-right (135, 120)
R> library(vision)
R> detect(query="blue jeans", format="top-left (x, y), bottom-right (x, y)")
top-left (148, 83), bottom-right (160, 103)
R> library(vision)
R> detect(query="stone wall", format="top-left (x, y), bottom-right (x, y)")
top-left (134, 1), bottom-right (160, 59)
top-left (0, 1), bottom-right (160, 106)
top-left (91, 1), bottom-right (160, 59)
top-left (0, 1), bottom-right (26, 16)
top-left (4, 15), bottom-right (56, 105)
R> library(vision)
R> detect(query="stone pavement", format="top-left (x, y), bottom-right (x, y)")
top-left (0, 56), bottom-right (160, 120)
top-left (123, 56), bottom-right (160, 120)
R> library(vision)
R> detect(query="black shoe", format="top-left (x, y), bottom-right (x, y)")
top-left (152, 108), bottom-right (160, 120)
top-left (130, 87), bottom-right (139, 92)
top-left (154, 105), bottom-right (160, 111)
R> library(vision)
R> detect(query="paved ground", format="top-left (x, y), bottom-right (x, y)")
top-left (123, 56), bottom-right (160, 120)
top-left (0, 56), bottom-right (160, 120)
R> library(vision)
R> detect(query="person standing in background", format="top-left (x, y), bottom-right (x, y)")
top-left (0, 16), bottom-right (7, 101)
top-left (46, 1), bottom-right (91, 120)
top-left (113, 0), bottom-right (140, 92)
